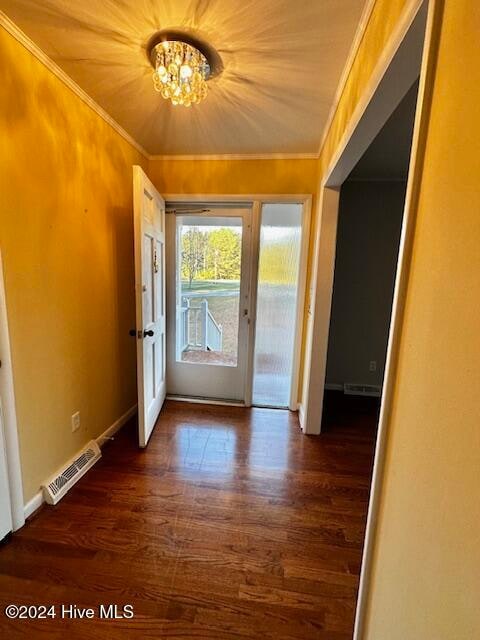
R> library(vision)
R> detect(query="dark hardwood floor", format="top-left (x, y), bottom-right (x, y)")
top-left (0, 398), bottom-right (377, 639)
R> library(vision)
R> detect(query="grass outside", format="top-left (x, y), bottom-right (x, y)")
top-left (181, 280), bottom-right (240, 294)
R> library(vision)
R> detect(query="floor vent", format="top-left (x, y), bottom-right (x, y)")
top-left (42, 440), bottom-right (101, 505)
top-left (344, 383), bottom-right (382, 397)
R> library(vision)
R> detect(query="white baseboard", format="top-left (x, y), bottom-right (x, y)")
top-left (96, 404), bottom-right (137, 447)
top-left (23, 404), bottom-right (138, 520)
top-left (24, 491), bottom-right (43, 519)
top-left (298, 403), bottom-right (305, 430)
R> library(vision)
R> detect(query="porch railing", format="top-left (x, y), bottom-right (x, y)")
top-left (205, 302), bottom-right (222, 351)
top-left (179, 297), bottom-right (223, 354)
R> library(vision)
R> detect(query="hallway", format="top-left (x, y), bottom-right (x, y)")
top-left (0, 401), bottom-right (376, 639)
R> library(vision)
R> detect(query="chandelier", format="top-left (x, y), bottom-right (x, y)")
top-left (149, 36), bottom-right (213, 107)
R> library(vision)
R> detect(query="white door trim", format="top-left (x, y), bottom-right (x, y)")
top-left (165, 194), bottom-right (312, 409)
top-left (301, 186), bottom-right (340, 430)
top-left (0, 250), bottom-right (25, 531)
top-left (289, 197), bottom-right (312, 411)
top-left (244, 201), bottom-right (261, 408)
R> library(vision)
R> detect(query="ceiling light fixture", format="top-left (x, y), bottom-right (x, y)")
top-left (147, 31), bottom-right (220, 107)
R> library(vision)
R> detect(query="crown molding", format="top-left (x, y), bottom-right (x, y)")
top-left (0, 11), bottom-right (149, 159)
top-left (1, 5), bottom-right (375, 165)
top-left (148, 152), bottom-right (319, 161)
top-left (317, 0), bottom-right (377, 157)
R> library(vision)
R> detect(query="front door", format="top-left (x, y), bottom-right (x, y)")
top-left (133, 166), bottom-right (166, 446)
top-left (166, 208), bottom-right (252, 402)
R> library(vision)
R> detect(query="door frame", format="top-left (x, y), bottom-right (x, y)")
top-left (0, 250), bottom-right (25, 531)
top-left (164, 194), bottom-right (312, 410)
top-left (302, 0), bottom-right (435, 436)
top-left (298, 0), bottom-right (441, 637)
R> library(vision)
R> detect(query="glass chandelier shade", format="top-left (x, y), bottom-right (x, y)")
top-left (152, 40), bottom-right (210, 107)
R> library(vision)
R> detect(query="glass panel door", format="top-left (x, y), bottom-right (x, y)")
top-left (166, 208), bottom-right (252, 402)
top-left (252, 204), bottom-right (302, 407)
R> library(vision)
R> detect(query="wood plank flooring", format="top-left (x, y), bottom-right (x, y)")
top-left (0, 399), bottom-right (377, 639)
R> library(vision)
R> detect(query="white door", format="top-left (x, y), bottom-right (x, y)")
top-left (133, 166), bottom-right (166, 447)
top-left (0, 399), bottom-right (13, 540)
top-left (166, 208), bottom-right (252, 402)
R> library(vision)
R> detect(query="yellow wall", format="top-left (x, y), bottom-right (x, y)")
top-left (319, 0), bottom-right (412, 176)
top-left (147, 157), bottom-right (318, 196)
top-left (362, 1), bottom-right (480, 637)
top-left (0, 27), bottom-right (146, 502)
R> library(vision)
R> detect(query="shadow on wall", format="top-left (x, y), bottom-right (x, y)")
top-left (0, 27), bottom-right (144, 502)
top-left (325, 181), bottom-right (406, 389)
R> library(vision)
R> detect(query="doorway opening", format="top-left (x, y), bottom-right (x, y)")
top-left (323, 81), bottom-right (419, 431)
top-left (165, 197), bottom-right (311, 408)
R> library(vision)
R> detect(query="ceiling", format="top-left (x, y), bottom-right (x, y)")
top-left (1, 0), bottom-right (368, 156)
top-left (348, 80), bottom-right (419, 181)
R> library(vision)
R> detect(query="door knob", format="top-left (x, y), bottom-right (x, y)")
top-left (129, 329), bottom-right (136, 337)
top-left (143, 329), bottom-right (154, 338)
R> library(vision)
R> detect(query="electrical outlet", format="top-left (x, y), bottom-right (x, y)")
top-left (369, 360), bottom-right (377, 372)
top-left (71, 411), bottom-right (81, 432)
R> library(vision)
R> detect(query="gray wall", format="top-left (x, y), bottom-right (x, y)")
top-left (325, 181), bottom-right (406, 387)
